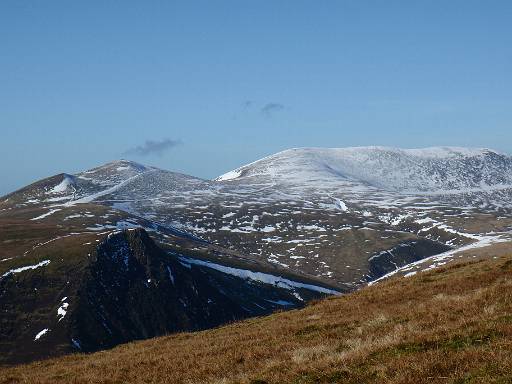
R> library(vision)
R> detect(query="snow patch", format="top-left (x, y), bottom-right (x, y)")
top-left (30, 209), bottom-right (61, 221)
top-left (57, 301), bottom-right (69, 322)
top-left (265, 299), bottom-right (294, 306)
top-left (335, 198), bottom-right (348, 212)
top-left (34, 328), bottom-right (49, 341)
top-left (179, 256), bottom-right (339, 295)
top-left (49, 175), bottom-right (74, 194)
top-left (216, 169), bottom-right (243, 181)
top-left (1, 260), bottom-right (51, 279)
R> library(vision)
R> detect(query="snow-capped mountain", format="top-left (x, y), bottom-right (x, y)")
top-left (3, 147), bottom-right (511, 288)
top-left (0, 163), bottom-right (337, 364)
top-left (2, 147), bottom-right (512, 364)
top-left (216, 146), bottom-right (512, 193)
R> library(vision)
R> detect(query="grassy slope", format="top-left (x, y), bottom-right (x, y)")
top-left (1, 243), bottom-right (512, 384)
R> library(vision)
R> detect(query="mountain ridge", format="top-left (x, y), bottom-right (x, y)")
top-left (215, 146), bottom-right (512, 193)
top-left (2, 145), bottom-right (511, 290)
top-left (2, 145), bottom-right (512, 365)
top-left (6, 146), bottom-right (509, 200)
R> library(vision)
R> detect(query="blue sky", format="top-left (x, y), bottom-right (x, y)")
top-left (1, 1), bottom-right (511, 195)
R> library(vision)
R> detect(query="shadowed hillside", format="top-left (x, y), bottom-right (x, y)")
top-left (1, 241), bottom-right (511, 384)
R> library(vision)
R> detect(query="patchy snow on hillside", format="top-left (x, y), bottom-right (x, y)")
top-left (66, 171), bottom-right (151, 206)
top-left (8, 146), bottom-right (512, 293)
top-left (368, 233), bottom-right (509, 286)
top-left (179, 256), bottom-right (340, 295)
top-left (30, 209), bottom-right (61, 221)
top-left (48, 175), bottom-right (74, 194)
top-left (1, 260), bottom-right (51, 279)
top-left (335, 198), bottom-right (348, 212)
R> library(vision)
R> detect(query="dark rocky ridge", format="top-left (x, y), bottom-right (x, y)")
top-left (0, 228), bottom-right (335, 365)
top-left (74, 229), bottom-right (256, 352)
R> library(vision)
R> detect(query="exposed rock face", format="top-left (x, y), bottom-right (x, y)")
top-left (0, 228), bottom-right (335, 364)
top-left (73, 229), bottom-right (248, 351)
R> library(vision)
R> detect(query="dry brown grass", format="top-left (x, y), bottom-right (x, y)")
top-left (1, 244), bottom-right (512, 384)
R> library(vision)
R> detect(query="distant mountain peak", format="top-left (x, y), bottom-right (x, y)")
top-left (215, 146), bottom-right (512, 193)
top-left (89, 159), bottom-right (151, 172)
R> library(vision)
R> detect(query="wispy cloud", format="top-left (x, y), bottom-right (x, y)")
top-left (261, 102), bottom-right (285, 117)
top-left (123, 138), bottom-right (182, 157)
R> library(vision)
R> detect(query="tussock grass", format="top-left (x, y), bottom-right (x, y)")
top-left (1, 245), bottom-right (512, 384)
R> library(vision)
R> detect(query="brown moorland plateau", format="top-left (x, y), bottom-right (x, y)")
top-left (1, 241), bottom-right (511, 384)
